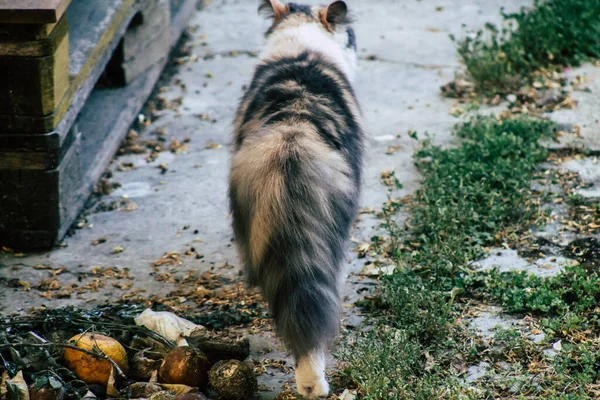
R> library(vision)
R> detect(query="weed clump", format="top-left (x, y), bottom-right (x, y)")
top-left (452, 0), bottom-right (600, 95)
top-left (339, 115), bottom-right (557, 397)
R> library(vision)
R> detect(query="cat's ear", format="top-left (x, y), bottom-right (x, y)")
top-left (321, 1), bottom-right (348, 31)
top-left (259, 0), bottom-right (288, 20)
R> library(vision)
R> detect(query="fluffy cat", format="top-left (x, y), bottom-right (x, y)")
top-left (228, 1), bottom-right (363, 396)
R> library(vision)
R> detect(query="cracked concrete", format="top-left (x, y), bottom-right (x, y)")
top-left (550, 64), bottom-right (600, 152)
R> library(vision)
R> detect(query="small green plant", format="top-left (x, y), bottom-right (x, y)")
top-left (381, 270), bottom-right (452, 343)
top-left (339, 115), bottom-right (558, 398)
top-left (453, 0), bottom-right (600, 94)
top-left (404, 116), bottom-right (555, 284)
top-left (553, 342), bottom-right (600, 389)
top-left (338, 327), bottom-right (463, 400)
top-left (462, 265), bottom-right (600, 339)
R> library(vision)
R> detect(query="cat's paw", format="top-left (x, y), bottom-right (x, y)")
top-left (296, 374), bottom-right (329, 398)
top-left (295, 351), bottom-right (329, 399)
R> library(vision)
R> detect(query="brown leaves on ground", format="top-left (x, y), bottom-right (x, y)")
top-left (252, 358), bottom-right (292, 375)
top-left (498, 87), bottom-right (577, 118)
top-left (440, 77), bottom-right (475, 99)
top-left (118, 128), bottom-right (191, 163)
top-left (95, 176), bottom-right (122, 195)
top-left (95, 198), bottom-right (138, 213)
top-left (442, 68), bottom-right (583, 117)
top-left (563, 203), bottom-right (600, 234)
top-left (3, 265), bottom-right (136, 300)
top-left (152, 252), bottom-right (185, 268)
top-left (380, 170), bottom-right (400, 187)
top-left (543, 155), bottom-right (600, 235)
top-left (385, 145), bottom-right (401, 155)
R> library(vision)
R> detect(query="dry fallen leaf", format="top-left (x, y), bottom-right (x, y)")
top-left (91, 237), bottom-right (108, 246)
top-left (385, 145), bottom-right (401, 155)
top-left (360, 263), bottom-right (396, 276)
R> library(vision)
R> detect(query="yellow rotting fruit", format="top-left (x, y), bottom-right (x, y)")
top-left (63, 333), bottom-right (128, 386)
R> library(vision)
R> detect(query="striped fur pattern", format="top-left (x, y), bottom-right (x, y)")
top-left (228, 1), bottom-right (363, 397)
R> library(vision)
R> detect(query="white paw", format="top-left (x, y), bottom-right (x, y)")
top-left (295, 350), bottom-right (329, 399)
top-left (296, 374), bottom-right (329, 398)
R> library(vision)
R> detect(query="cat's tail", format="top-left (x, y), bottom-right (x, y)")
top-left (229, 127), bottom-right (360, 359)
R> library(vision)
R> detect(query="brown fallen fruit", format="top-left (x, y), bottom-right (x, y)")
top-left (159, 346), bottom-right (211, 389)
top-left (63, 333), bottom-right (128, 386)
top-left (208, 360), bottom-right (257, 400)
top-left (29, 385), bottom-right (65, 400)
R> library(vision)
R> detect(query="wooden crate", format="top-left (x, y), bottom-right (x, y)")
top-left (0, 0), bottom-right (199, 249)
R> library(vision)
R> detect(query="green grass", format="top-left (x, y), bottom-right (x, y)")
top-left (395, 116), bottom-right (555, 284)
top-left (477, 328), bottom-right (600, 398)
top-left (463, 266), bottom-right (600, 316)
top-left (338, 2), bottom-right (600, 395)
top-left (338, 115), bottom-right (557, 398)
top-left (463, 265), bottom-right (600, 340)
top-left (339, 114), bottom-right (600, 398)
top-left (453, 0), bottom-right (600, 94)
top-left (338, 327), bottom-right (459, 400)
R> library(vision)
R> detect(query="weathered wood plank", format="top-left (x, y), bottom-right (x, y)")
top-left (0, 0), bottom-right (200, 249)
top-left (68, 0), bottom-right (135, 80)
top-left (0, 132), bottom-right (82, 249)
top-left (0, 0), bottom-right (137, 134)
top-left (0, 128), bottom-right (76, 169)
top-left (121, 0), bottom-right (171, 83)
top-left (0, 21), bottom-right (57, 41)
top-left (0, 13), bottom-right (67, 56)
top-left (0, 0), bottom-right (72, 24)
top-left (0, 111), bottom-right (58, 134)
top-left (124, 0), bottom-right (170, 59)
top-left (79, 56), bottom-right (165, 175)
top-left (0, 0), bottom-right (196, 134)
top-left (0, 128), bottom-right (80, 238)
top-left (0, 32), bottom-right (69, 116)
top-left (0, 131), bottom-right (64, 152)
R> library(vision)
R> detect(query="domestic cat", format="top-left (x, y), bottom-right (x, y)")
top-left (228, 1), bottom-right (363, 396)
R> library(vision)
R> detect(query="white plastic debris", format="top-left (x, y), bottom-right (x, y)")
top-left (552, 340), bottom-right (562, 352)
top-left (134, 309), bottom-right (205, 346)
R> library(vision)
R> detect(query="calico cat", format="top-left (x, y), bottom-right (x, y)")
top-left (228, 1), bottom-right (363, 397)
